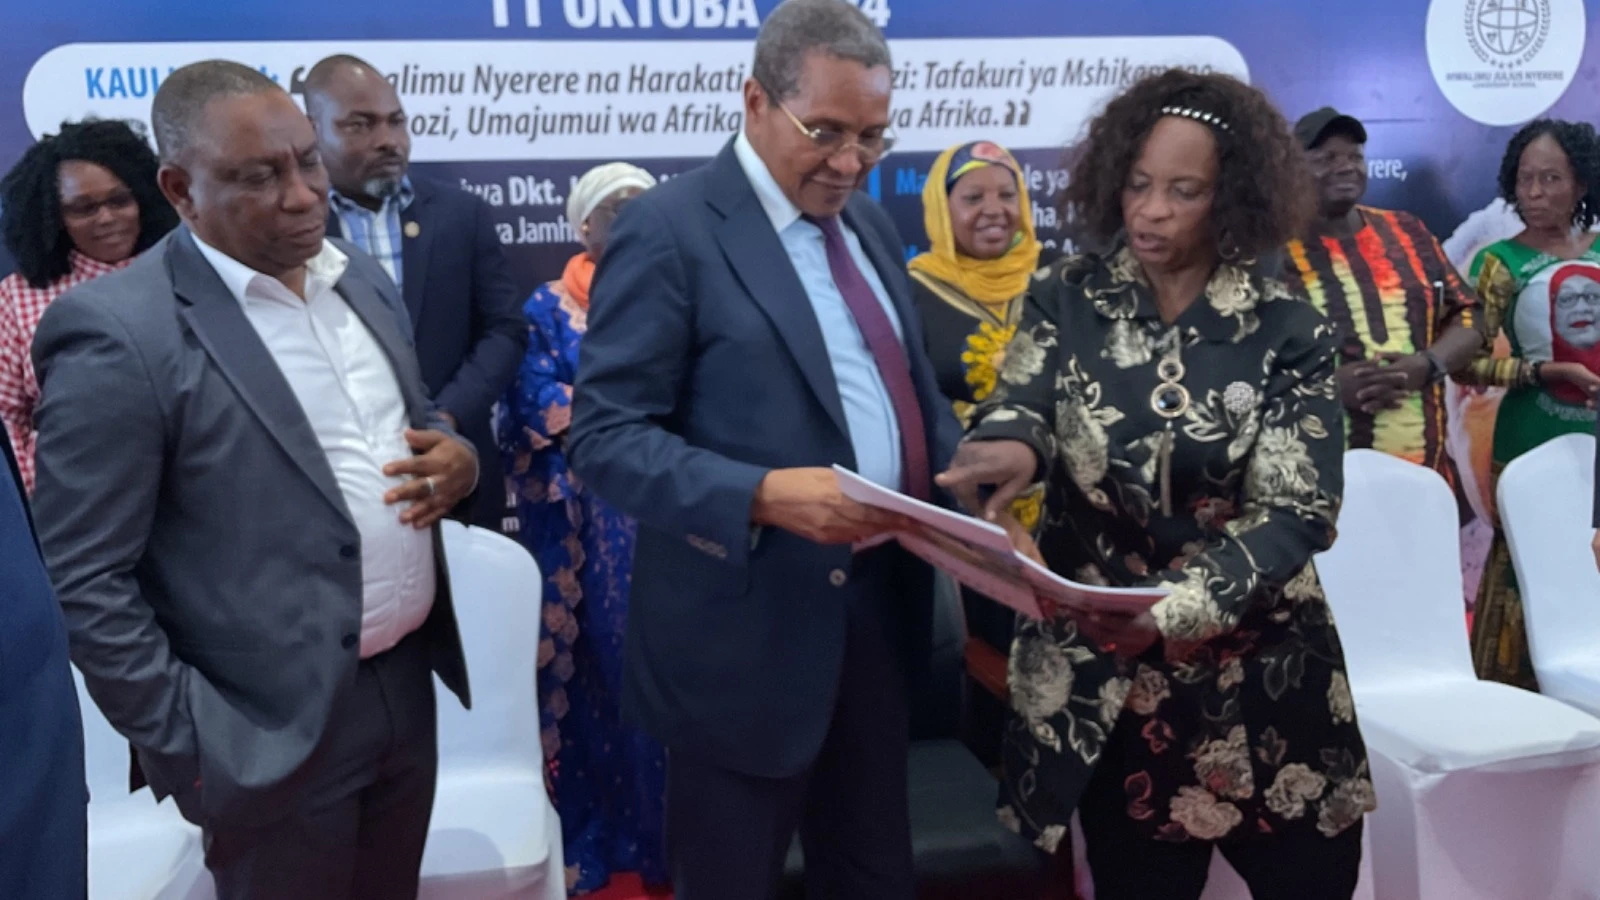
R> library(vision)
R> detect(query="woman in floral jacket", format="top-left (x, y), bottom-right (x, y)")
top-left (939, 70), bottom-right (1374, 899)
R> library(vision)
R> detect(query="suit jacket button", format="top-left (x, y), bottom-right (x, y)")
top-left (829, 569), bottom-right (848, 588)
top-left (341, 634), bottom-right (358, 650)
top-left (339, 545), bottom-right (358, 560)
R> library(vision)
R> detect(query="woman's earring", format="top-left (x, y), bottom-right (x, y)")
top-left (1218, 229), bottom-right (1242, 263)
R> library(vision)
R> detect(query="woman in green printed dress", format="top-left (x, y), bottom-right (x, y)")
top-left (939, 70), bottom-right (1372, 899)
top-left (1456, 119), bottom-right (1600, 690)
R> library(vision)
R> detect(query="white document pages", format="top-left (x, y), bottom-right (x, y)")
top-left (833, 465), bottom-right (1169, 619)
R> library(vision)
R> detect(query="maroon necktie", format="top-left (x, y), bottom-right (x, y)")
top-left (807, 215), bottom-right (931, 501)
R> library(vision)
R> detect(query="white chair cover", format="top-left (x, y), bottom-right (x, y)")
top-left (1498, 432), bottom-right (1600, 717)
top-left (1318, 449), bottom-right (1600, 900)
top-left (420, 521), bottom-right (564, 900)
top-left (77, 668), bottom-right (210, 900)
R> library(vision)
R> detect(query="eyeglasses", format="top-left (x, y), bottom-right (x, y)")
top-left (61, 191), bottom-right (136, 222)
top-left (1557, 290), bottom-right (1600, 307)
top-left (760, 82), bottom-right (896, 164)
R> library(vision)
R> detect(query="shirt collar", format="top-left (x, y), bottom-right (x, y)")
top-left (189, 231), bottom-right (350, 307)
top-left (67, 249), bottom-right (127, 280)
top-left (329, 175), bottom-right (415, 216)
top-left (1090, 245), bottom-right (1272, 344)
top-left (733, 132), bottom-right (803, 234)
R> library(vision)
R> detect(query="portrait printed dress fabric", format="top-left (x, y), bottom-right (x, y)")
top-left (968, 249), bottom-right (1375, 850)
top-left (1469, 239), bottom-right (1600, 467)
top-left (1463, 238), bottom-right (1600, 690)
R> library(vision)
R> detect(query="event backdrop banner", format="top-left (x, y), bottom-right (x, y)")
top-left (1, 0), bottom-right (1596, 292)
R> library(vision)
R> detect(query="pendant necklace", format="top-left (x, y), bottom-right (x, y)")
top-left (1150, 346), bottom-right (1191, 517)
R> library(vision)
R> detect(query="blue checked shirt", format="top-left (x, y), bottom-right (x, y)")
top-left (330, 177), bottom-right (415, 290)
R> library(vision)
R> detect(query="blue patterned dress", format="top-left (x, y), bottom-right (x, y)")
top-left (499, 272), bottom-right (668, 893)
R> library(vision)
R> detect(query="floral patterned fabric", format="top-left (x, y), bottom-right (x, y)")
top-left (910, 269), bottom-right (1025, 424)
top-left (969, 248), bottom-right (1374, 849)
top-left (910, 271), bottom-right (1044, 528)
top-left (500, 277), bottom-right (668, 893)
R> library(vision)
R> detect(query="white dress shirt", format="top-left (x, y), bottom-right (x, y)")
top-left (732, 131), bottom-right (904, 489)
top-left (192, 235), bottom-right (435, 659)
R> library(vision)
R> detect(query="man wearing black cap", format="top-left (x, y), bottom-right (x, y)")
top-left (1282, 107), bottom-right (1485, 509)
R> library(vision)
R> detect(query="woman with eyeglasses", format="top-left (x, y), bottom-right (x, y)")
top-left (0, 118), bottom-right (177, 492)
top-left (1454, 119), bottom-right (1600, 690)
top-left (499, 161), bottom-right (669, 894)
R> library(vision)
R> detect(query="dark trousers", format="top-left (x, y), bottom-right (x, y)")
top-left (961, 584), bottom-right (1014, 767)
top-left (203, 631), bottom-right (438, 900)
top-left (665, 599), bottom-right (915, 900)
top-left (1078, 741), bottom-right (1364, 900)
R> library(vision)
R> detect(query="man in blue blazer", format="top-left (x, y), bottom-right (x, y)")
top-left (569, 2), bottom-right (962, 897)
top-left (0, 420), bottom-right (86, 899)
top-left (306, 55), bottom-right (526, 530)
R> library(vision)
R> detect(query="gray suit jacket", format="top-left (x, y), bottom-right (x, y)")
top-left (30, 228), bottom-right (472, 828)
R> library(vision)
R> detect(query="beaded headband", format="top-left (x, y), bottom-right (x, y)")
top-left (1160, 105), bottom-right (1232, 132)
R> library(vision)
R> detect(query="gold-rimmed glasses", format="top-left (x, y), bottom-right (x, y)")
top-left (759, 80), bottom-right (897, 165)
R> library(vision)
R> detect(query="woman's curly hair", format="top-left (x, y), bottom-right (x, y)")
top-left (1063, 69), bottom-right (1311, 262)
top-left (1497, 118), bottom-right (1600, 231)
top-left (1, 118), bottom-right (178, 288)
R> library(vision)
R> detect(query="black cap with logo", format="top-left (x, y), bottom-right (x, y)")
top-left (1294, 107), bottom-right (1368, 150)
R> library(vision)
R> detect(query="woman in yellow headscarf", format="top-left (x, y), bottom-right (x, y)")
top-left (910, 140), bottom-right (1045, 768)
top-left (910, 140), bottom-right (1043, 427)
top-left (911, 140), bottom-right (1044, 525)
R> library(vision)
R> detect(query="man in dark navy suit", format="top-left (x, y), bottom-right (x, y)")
top-left (306, 55), bottom-right (526, 530)
top-left (0, 418), bottom-right (86, 899)
top-left (569, 2), bottom-right (962, 897)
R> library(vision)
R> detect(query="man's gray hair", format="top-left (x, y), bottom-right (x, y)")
top-left (752, 0), bottom-right (891, 101)
top-left (151, 60), bottom-right (280, 164)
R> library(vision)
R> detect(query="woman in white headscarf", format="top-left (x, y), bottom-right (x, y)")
top-left (498, 162), bottom-right (666, 894)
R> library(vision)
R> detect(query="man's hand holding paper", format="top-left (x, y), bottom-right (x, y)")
top-left (835, 463), bottom-right (1166, 623)
top-left (753, 467), bottom-right (909, 545)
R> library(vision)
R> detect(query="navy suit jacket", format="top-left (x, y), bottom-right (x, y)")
top-left (0, 421), bottom-right (86, 897)
top-left (568, 142), bottom-right (963, 778)
top-left (328, 176), bottom-right (526, 527)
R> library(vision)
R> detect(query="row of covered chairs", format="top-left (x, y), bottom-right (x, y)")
top-left (1314, 446), bottom-right (1600, 900)
top-left (69, 442), bottom-right (1600, 900)
top-left (77, 521), bottom-right (565, 900)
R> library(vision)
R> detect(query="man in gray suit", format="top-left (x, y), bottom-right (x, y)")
top-left (30, 60), bottom-right (478, 900)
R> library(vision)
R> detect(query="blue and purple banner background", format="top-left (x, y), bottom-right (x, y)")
top-left (1, 0), bottom-right (1595, 291)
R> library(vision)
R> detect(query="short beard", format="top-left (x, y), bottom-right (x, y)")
top-left (362, 174), bottom-right (405, 201)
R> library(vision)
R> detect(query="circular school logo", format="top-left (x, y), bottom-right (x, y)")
top-left (1426, 0), bottom-right (1585, 126)
top-left (1470, 0), bottom-right (1547, 64)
